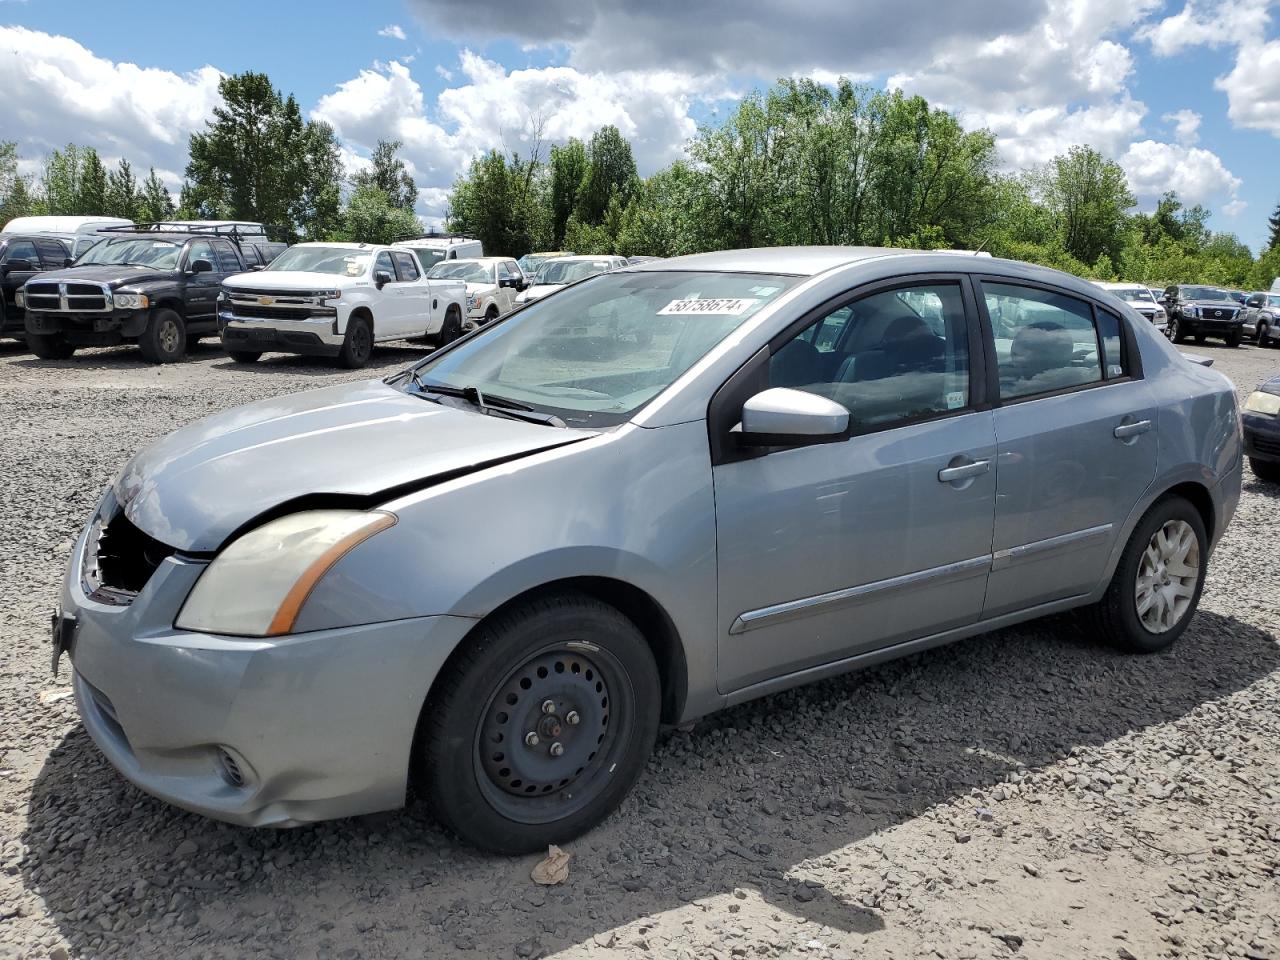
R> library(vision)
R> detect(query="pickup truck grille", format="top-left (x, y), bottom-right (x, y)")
top-left (25, 281), bottom-right (112, 313)
top-left (222, 288), bottom-right (336, 321)
top-left (1200, 307), bottom-right (1238, 321)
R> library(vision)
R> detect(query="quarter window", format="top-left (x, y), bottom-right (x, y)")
top-left (768, 282), bottom-right (971, 431)
top-left (983, 282), bottom-right (1101, 400)
top-left (1095, 308), bottom-right (1126, 379)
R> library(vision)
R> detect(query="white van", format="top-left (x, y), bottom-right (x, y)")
top-left (392, 234), bottom-right (483, 271)
top-left (2, 215), bottom-right (133, 257)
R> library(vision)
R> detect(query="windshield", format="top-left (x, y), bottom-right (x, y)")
top-left (1269, 295), bottom-right (1280, 307)
top-left (1110, 287), bottom-right (1155, 304)
top-left (429, 261), bottom-right (493, 283)
top-left (266, 246), bottom-right (372, 277)
top-left (536, 260), bottom-right (614, 285)
top-left (75, 238), bottom-right (182, 269)
top-left (406, 271), bottom-right (799, 427)
top-left (1183, 286), bottom-right (1231, 301)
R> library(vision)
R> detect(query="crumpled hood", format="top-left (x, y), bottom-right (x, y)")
top-left (29, 264), bottom-right (175, 288)
top-left (116, 379), bottom-right (593, 551)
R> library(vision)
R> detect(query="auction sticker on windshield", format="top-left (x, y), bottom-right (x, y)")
top-left (658, 298), bottom-right (759, 316)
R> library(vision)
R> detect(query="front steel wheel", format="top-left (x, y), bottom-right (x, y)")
top-left (1134, 519), bottom-right (1200, 634)
top-left (419, 594), bottom-right (660, 854)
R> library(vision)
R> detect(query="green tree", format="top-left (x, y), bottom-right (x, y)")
top-left (104, 158), bottom-right (140, 220)
top-left (299, 121), bottom-right (344, 240)
top-left (138, 168), bottom-right (176, 222)
top-left (575, 126), bottom-right (638, 226)
top-left (549, 138), bottom-right (587, 246)
top-left (1267, 200), bottom-right (1280, 251)
top-left (184, 71), bottom-right (342, 235)
top-left (1039, 146), bottom-right (1135, 266)
top-left (0, 141), bottom-right (41, 224)
top-left (77, 148), bottom-right (107, 215)
top-left (351, 139), bottom-right (417, 211)
top-left (42, 144), bottom-right (84, 215)
top-left (336, 183), bottom-right (421, 244)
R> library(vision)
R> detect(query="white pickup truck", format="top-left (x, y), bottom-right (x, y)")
top-left (217, 242), bottom-right (468, 368)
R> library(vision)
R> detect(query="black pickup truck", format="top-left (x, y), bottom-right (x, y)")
top-left (1161, 284), bottom-right (1245, 347)
top-left (1, 234), bottom-right (72, 340)
top-left (18, 224), bottom-right (286, 363)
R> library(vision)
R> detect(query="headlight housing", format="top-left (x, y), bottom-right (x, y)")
top-left (113, 292), bottom-right (150, 310)
top-left (175, 510), bottom-right (396, 637)
top-left (14, 290), bottom-right (25, 308)
top-left (1244, 391), bottom-right (1280, 416)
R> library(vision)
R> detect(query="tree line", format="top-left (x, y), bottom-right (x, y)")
top-left (2, 70), bottom-right (1277, 287)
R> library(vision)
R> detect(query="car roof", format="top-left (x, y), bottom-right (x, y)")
top-left (638, 245), bottom-right (971, 276)
top-left (294, 241), bottom-right (380, 250)
top-left (439, 257), bottom-right (506, 265)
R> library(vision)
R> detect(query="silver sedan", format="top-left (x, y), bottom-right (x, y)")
top-left (54, 247), bottom-right (1242, 853)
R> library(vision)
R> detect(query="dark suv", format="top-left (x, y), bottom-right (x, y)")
top-left (1161, 284), bottom-right (1245, 347)
top-left (18, 224), bottom-right (286, 363)
top-left (1, 234), bottom-right (72, 340)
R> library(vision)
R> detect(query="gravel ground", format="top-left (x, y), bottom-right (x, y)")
top-left (1, 336), bottom-right (1278, 960)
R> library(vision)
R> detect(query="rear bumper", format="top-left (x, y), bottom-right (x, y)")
top-left (1243, 412), bottom-right (1280, 464)
top-left (61, 520), bottom-right (475, 826)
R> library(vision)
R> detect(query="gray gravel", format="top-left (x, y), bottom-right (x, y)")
top-left (1, 337), bottom-right (1278, 960)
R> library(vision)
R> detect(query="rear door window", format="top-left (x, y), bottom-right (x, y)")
top-left (212, 240), bottom-right (242, 274)
top-left (36, 239), bottom-right (70, 268)
top-left (982, 282), bottom-right (1102, 400)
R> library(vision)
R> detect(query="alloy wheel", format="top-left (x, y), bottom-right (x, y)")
top-left (1134, 519), bottom-right (1199, 633)
top-left (159, 319), bottom-right (179, 355)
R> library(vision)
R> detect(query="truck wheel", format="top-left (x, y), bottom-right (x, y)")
top-left (1225, 330), bottom-right (1241, 348)
top-left (484, 305), bottom-right (500, 324)
top-left (438, 306), bottom-right (463, 345)
top-left (419, 593), bottom-right (660, 854)
top-left (1258, 322), bottom-right (1271, 348)
top-left (1251, 458), bottom-right (1280, 483)
top-left (138, 309), bottom-right (187, 364)
top-left (1169, 318), bottom-right (1185, 343)
top-left (1082, 496), bottom-right (1206, 654)
top-left (27, 332), bottom-right (76, 360)
top-left (227, 349), bottom-right (262, 364)
top-left (338, 315), bottom-right (373, 369)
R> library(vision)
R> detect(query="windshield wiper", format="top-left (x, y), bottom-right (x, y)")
top-left (412, 380), bottom-right (566, 427)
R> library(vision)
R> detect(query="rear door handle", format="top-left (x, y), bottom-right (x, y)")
top-left (1113, 419), bottom-right (1152, 439)
top-left (938, 459), bottom-right (990, 483)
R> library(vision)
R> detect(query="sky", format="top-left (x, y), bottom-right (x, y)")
top-left (2, 0), bottom-right (1278, 251)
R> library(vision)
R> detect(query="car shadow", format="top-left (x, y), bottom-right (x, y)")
top-left (22, 609), bottom-right (1280, 957)
top-left (207, 342), bottom-right (434, 376)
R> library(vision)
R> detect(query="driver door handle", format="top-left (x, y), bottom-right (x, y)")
top-left (938, 459), bottom-right (990, 483)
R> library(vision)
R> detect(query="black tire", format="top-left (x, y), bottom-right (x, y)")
top-left (1258, 322), bottom-right (1271, 348)
top-left (484, 305), bottom-right (500, 325)
top-left (1251, 458), bottom-right (1280, 484)
top-left (1083, 496), bottom-right (1207, 654)
top-left (1225, 331), bottom-right (1241, 348)
top-left (227, 349), bottom-right (262, 364)
top-left (1169, 317), bottom-right (1185, 343)
top-left (137, 308), bottom-right (186, 364)
top-left (338, 314), bottom-right (373, 369)
top-left (26, 332), bottom-right (75, 360)
top-left (419, 593), bottom-right (660, 854)
top-left (438, 306), bottom-right (463, 346)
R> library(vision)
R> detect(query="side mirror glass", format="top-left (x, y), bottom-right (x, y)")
top-left (374, 270), bottom-right (393, 289)
top-left (63, 257), bottom-right (73, 268)
top-left (190, 258), bottom-right (213, 274)
top-left (738, 387), bottom-right (849, 446)
top-left (3, 258), bottom-right (33, 272)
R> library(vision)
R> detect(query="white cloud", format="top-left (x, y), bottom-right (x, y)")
top-left (313, 53), bottom-right (730, 220)
top-left (0, 26), bottom-right (221, 178)
top-left (1215, 38), bottom-right (1280, 136)
top-left (1162, 108), bottom-right (1202, 144)
top-left (1120, 140), bottom-right (1243, 206)
top-left (1139, 0), bottom-right (1271, 56)
top-left (1223, 199), bottom-right (1248, 216)
top-left (435, 64), bottom-right (454, 81)
top-left (378, 24), bottom-right (407, 40)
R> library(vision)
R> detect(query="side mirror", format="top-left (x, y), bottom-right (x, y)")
top-left (498, 276), bottom-right (517, 288)
top-left (374, 270), bottom-right (394, 289)
top-left (190, 258), bottom-right (214, 274)
top-left (738, 388), bottom-right (849, 446)
top-left (3, 258), bottom-right (33, 272)
top-left (63, 257), bottom-right (73, 268)
top-left (249, 264), bottom-right (266, 272)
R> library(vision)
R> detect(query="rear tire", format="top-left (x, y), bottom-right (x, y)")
top-left (1251, 458), bottom-right (1280, 483)
top-left (26, 332), bottom-right (75, 360)
top-left (227, 349), bottom-right (262, 364)
top-left (1258, 322), bottom-right (1271, 348)
top-left (338, 315), bottom-right (373, 369)
top-left (137, 309), bottom-right (186, 364)
top-left (419, 593), bottom-right (660, 854)
top-left (438, 306), bottom-right (463, 346)
top-left (1083, 496), bottom-right (1207, 653)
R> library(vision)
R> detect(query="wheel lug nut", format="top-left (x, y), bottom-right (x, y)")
top-left (549, 742), bottom-right (564, 757)
top-left (541, 699), bottom-right (556, 714)
top-left (565, 711), bottom-right (580, 726)
top-left (525, 732), bottom-right (539, 747)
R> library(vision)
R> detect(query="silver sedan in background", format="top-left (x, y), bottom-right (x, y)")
top-left (54, 247), bottom-right (1241, 853)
